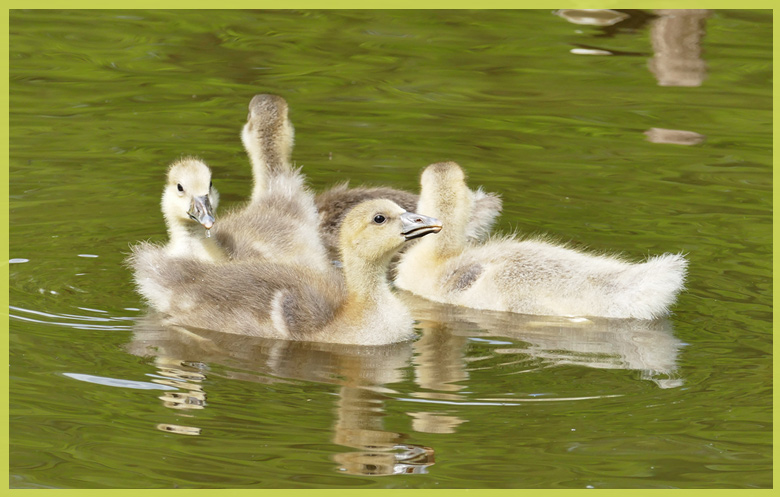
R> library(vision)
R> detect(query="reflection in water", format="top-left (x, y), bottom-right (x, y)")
top-left (126, 295), bottom-right (685, 475)
top-left (399, 292), bottom-right (686, 390)
top-left (555, 9), bottom-right (629, 27)
top-left (151, 359), bottom-right (207, 411)
top-left (555, 9), bottom-right (655, 41)
top-left (407, 322), bottom-right (469, 434)
top-left (127, 315), bottom-right (433, 476)
top-left (556, 8), bottom-right (710, 145)
top-left (644, 127), bottom-right (706, 145)
top-left (156, 423), bottom-right (201, 436)
top-left (649, 9), bottom-right (710, 87)
top-left (332, 386), bottom-right (435, 476)
top-left (644, 10), bottom-right (710, 146)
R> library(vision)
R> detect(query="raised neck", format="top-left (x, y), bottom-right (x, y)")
top-left (166, 217), bottom-right (224, 262)
top-left (417, 186), bottom-right (472, 259)
top-left (244, 124), bottom-right (292, 204)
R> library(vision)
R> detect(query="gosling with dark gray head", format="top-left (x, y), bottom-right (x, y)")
top-left (315, 181), bottom-right (502, 262)
top-left (395, 161), bottom-right (688, 320)
top-left (132, 198), bottom-right (441, 345)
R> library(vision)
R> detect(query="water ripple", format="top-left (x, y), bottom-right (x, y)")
top-left (9, 305), bottom-right (135, 331)
top-left (63, 373), bottom-right (178, 391)
top-left (399, 394), bottom-right (623, 407)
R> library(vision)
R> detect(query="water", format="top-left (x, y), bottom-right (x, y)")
top-left (9, 9), bottom-right (772, 489)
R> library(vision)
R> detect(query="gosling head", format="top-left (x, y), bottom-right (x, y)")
top-left (246, 94), bottom-right (291, 131)
top-left (242, 95), bottom-right (294, 162)
top-left (339, 199), bottom-right (442, 264)
top-left (161, 158), bottom-right (220, 231)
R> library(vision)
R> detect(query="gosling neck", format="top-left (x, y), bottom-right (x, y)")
top-left (341, 250), bottom-right (396, 307)
top-left (417, 189), bottom-right (472, 260)
top-left (243, 122), bottom-right (293, 204)
top-left (165, 217), bottom-right (224, 262)
top-left (413, 207), bottom-right (469, 261)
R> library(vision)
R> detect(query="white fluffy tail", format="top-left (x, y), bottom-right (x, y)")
top-left (620, 253), bottom-right (688, 319)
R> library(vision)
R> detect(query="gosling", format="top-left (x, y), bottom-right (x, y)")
top-left (130, 199), bottom-right (442, 345)
top-left (222, 93), bottom-right (502, 264)
top-left (395, 162), bottom-right (688, 320)
top-left (315, 182), bottom-right (502, 262)
top-left (212, 94), bottom-right (330, 270)
top-left (128, 158), bottom-right (225, 309)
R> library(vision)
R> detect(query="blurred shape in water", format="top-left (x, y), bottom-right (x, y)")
top-left (555, 9), bottom-right (630, 27)
top-left (409, 412), bottom-right (465, 434)
top-left (331, 386), bottom-right (436, 476)
top-left (156, 424), bottom-right (201, 436)
top-left (645, 127), bottom-right (706, 145)
top-left (649, 9), bottom-right (710, 87)
top-left (570, 48), bottom-right (613, 56)
top-left (127, 313), bottom-right (433, 474)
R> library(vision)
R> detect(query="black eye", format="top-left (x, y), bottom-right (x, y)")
top-left (177, 184), bottom-right (184, 192)
top-left (373, 214), bottom-right (386, 224)
top-left (209, 181), bottom-right (213, 189)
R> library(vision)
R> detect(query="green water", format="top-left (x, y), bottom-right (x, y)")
top-left (9, 9), bottom-right (772, 489)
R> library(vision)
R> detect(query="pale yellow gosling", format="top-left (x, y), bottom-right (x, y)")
top-left (213, 94), bottom-right (330, 270)
top-left (395, 162), bottom-right (688, 320)
top-left (159, 157), bottom-right (223, 262)
top-left (128, 158), bottom-right (225, 312)
top-left (131, 199), bottom-right (442, 345)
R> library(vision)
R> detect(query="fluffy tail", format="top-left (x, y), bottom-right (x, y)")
top-left (621, 253), bottom-right (688, 319)
top-left (466, 187), bottom-right (503, 242)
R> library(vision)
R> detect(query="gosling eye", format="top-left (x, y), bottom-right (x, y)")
top-left (209, 181), bottom-right (213, 189)
top-left (177, 183), bottom-right (184, 192)
top-left (373, 214), bottom-right (386, 225)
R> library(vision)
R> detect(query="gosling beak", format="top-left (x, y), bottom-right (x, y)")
top-left (400, 211), bottom-right (442, 241)
top-left (188, 195), bottom-right (215, 229)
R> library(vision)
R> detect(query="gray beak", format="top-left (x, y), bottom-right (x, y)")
top-left (188, 195), bottom-right (215, 229)
top-left (400, 211), bottom-right (442, 241)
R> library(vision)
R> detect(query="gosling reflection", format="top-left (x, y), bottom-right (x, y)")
top-left (649, 9), bottom-right (710, 87)
top-left (146, 356), bottom-right (208, 410)
top-left (401, 292), bottom-right (685, 390)
top-left (127, 314), bottom-right (434, 475)
top-left (406, 321), bottom-right (470, 434)
top-left (132, 345), bottom-right (209, 436)
top-left (332, 386), bottom-right (435, 475)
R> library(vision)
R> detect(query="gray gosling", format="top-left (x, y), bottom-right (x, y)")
top-left (130, 198), bottom-right (442, 345)
top-left (212, 94), bottom-right (330, 271)
top-left (128, 158), bottom-right (225, 308)
top-left (395, 162), bottom-right (688, 320)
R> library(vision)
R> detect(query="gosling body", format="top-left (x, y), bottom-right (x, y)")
top-left (395, 162), bottom-right (688, 320)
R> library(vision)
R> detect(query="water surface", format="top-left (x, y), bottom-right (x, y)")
top-left (9, 9), bottom-right (772, 489)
